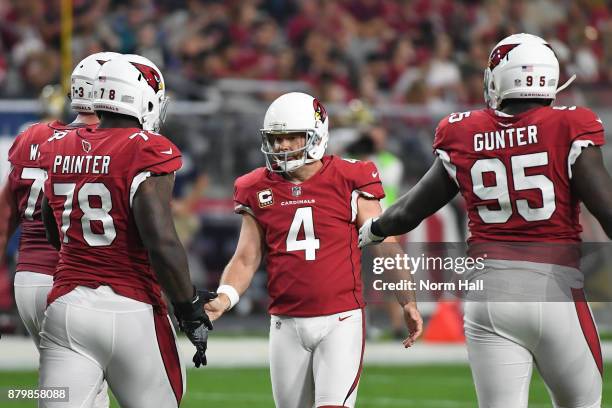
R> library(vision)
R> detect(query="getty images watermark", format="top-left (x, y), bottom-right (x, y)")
top-left (361, 242), bottom-right (612, 302)
top-left (371, 253), bottom-right (487, 292)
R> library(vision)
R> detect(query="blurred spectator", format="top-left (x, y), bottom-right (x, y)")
top-left (460, 66), bottom-right (485, 106)
top-left (38, 84), bottom-right (66, 122)
top-left (570, 36), bottom-right (600, 83)
top-left (425, 34), bottom-right (461, 94)
top-left (135, 22), bottom-right (165, 69)
top-left (388, 37), bottom-right (418, 89)
top-left (345, 124), bottom-right (404, 210)
top-left (20, 51), bottom-right (61, 98)
top-left (286, 0), bottom-right (318, 46)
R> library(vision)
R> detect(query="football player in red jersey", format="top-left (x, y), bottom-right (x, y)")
top-left (0, 51), bottom-right (118, 407)
top-left (36, 54), bottom-right (215, 408)
top-left (360, 33), bottom-right (609, 408)
top-left (205, 92), bottom-right (423, 408)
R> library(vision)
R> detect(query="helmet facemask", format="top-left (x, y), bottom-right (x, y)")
top-left (483, 67), bottom-right (495, 109)
top-left (159, 95), bottom-right (170, 123)
top-left (142, 93), bottom-right (169, 132)
top-left (260, 129), bottom-right (321, 173)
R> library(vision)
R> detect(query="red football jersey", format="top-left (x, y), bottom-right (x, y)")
top-left (38, 127), bottom-right (181, 314)
top-left (7, 121), bottom-right (78, 275)
top-left (433, 106), bottom-right (605, 243)
top-left (234, 155), bottom-right (385, 317)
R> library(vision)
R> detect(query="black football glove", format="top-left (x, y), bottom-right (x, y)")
top-left (173, 288), bottom-right (217, 367)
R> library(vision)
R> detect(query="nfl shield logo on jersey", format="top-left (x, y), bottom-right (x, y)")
top-left (292, 186), bottom-right (302, 197)
top-left (82, 139), bottom-right (92, 153)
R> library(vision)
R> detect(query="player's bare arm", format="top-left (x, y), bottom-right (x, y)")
top-left (205, 213), bottom-right (264, 321)
top-left (356, 197), bottom-right (423, 347)
top-left (0, 180), bottom-right (19, 264)
top-left (360, 158), bottom-right (458, 245)
top-left (41, 196), bottom-right (60, 251)
top-left (572, 146), bottom-right (612, 238)
top-left (133, 173), bottom-right (195, 303)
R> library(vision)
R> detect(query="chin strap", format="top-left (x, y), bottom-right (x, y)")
top-left (556, 74), bottom-right (576, 94)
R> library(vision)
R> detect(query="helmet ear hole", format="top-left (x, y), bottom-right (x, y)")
top-left (148, 102), bottom-right (153, 112)
top-left (138, 74), bottom-right (142, 81)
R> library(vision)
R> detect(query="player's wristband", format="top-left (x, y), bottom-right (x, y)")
top-left (217, 285), bottom-right (239, 311)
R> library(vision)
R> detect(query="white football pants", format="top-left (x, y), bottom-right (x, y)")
top-left (269, 308), bottom-right (365, 408)
top-left (465, 297), bottom-right (602, 408)
top-left (38, 285), bottom-right (185, 408)
top-left (14, 272), bottom-right (109, 408)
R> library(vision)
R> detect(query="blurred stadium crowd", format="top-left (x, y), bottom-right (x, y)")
top-left (1, 0), bottom-right (612, 332)
top-left (0, 0), bottom-right (611, 103)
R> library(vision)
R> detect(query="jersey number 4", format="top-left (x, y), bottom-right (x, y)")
top-left (471, 152), bottom-right (556, 223)
top-left (287, 207), bottom-right (320, 260)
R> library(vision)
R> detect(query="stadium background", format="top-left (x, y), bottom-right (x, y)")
top-left (0, 0), bottom-right (611, 406)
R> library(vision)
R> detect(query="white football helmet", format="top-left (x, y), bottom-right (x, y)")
top-left (93, 54), bottom-right (168, 131)
top-left (70, 52), bottom-right (120, 113)
top-left (484, 33), bottom-right (574, 110)
top-left (260, 92), bottom-right (329, 172)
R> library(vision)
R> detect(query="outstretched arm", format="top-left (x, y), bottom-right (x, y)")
top-left (372, 158), bottom-right (458, 238)
top-left (572, 146), bottom-right (612, 239)
top-left (134, 173), bottom-right (216, 367)
top-left (356, 197), bottom-right (423, 347)
top-left (205, 213), bottom-right (264, 321)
